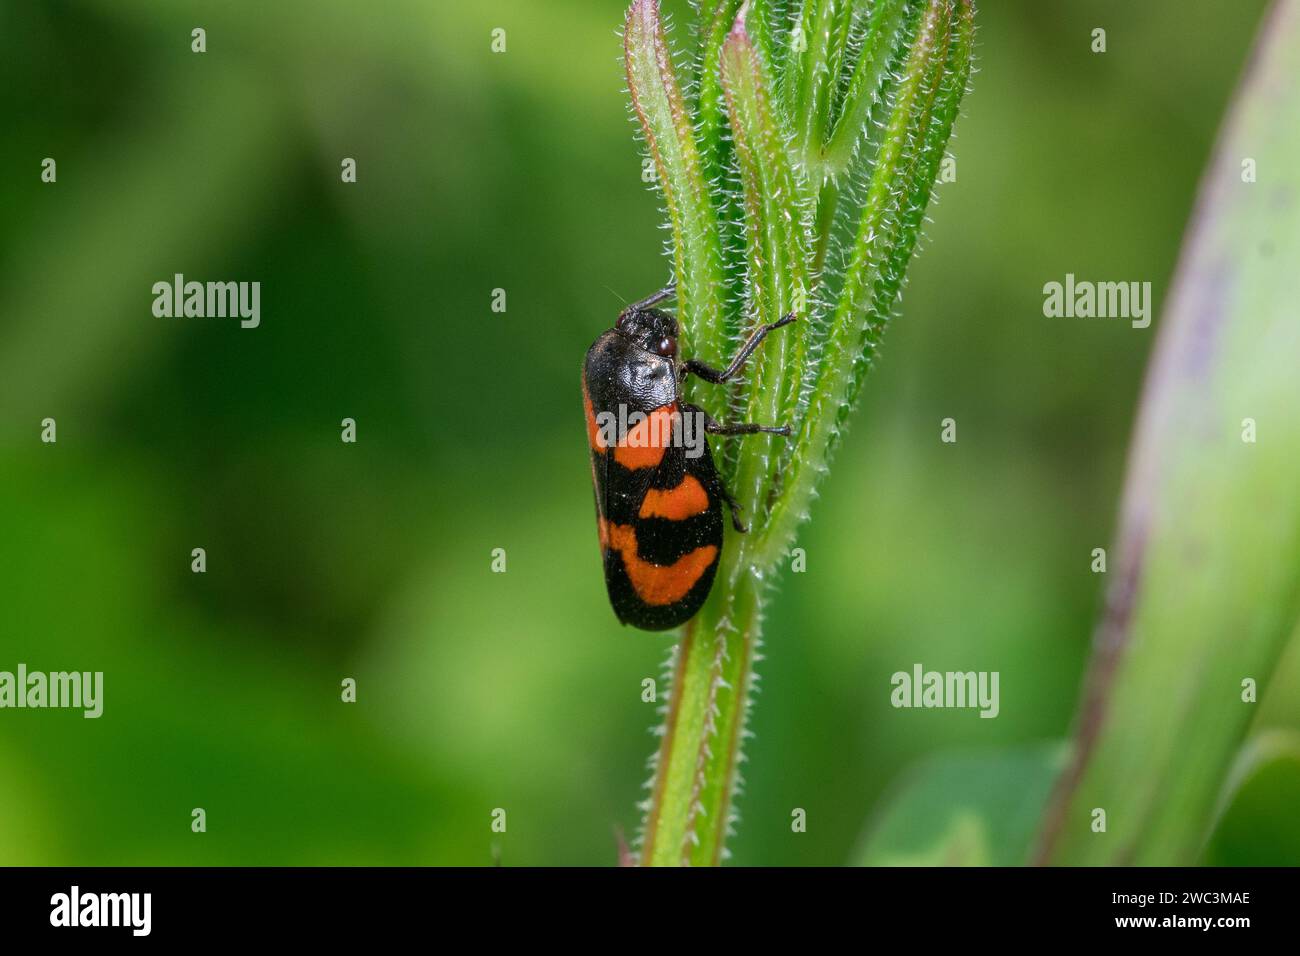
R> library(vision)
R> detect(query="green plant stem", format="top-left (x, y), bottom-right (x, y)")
top-left (630, 0), bottom-right (974, 866)
top-left (640, 548), bottom-right (762, 866)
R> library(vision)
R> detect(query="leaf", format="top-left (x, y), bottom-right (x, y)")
top-left (1204, 731), bottom-right (1300, 866)
top-left (823, 0), bottom-right (911, 175)
top-left (787, 0), bottom-right (846, 180)
top-left (692, 0), bottom-right (749, 348)
top-left (694, 0), bottom-right (746, 178)
top-left (742, 0), bottom-right (779, 84)
top-left (1034, 1), bottom-right (1300, 865)
top-left (624, 0), bottom-right (726, 364)
top-left (759, 0), bottom-right (974, 565)
top-left (855, 744), bottom-right (1067, 867)
top-left (719, 11), bottom-right (814, 523)
top-left (846, 0), bottom-right (972, 420)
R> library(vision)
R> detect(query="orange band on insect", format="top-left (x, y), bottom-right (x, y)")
top-left (583, 288), bottom-right (793, 629)
top-left (613, 404), bottom-right (675, 470)
top-left (638, 474), bottom-right (710, 520)
top-left (603, 520), bottom-right (717, 606)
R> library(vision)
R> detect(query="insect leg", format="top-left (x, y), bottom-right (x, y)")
top-left (680, 312), bottom-right (796, 384)
top-left (716, 478), bottom-right (747, 533)
top-left (700, 403), bottom-right (794, 438)
top-left (705, 420), bottom-right (793, 437)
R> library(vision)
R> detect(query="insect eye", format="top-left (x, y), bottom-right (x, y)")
top-left (655, 336), bottom-right (677, 357)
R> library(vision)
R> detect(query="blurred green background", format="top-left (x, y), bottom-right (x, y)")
top-left (2, 0), bottom-right (1295, 866)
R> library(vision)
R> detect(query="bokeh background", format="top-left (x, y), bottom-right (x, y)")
top-left (2, 0), bottom-right (1294, 865)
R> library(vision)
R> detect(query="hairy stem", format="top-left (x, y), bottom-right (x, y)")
top-left (640, 560), bottom-right (762, 866)
top-left (628, 0), bottom-right (974, 866)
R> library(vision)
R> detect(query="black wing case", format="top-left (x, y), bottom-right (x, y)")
top-left (587, 398), bottom-right (724, 631)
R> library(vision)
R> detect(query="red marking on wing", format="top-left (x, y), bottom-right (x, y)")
top-left (603, 520), bottom-right (716, 606)
top-left (614, 404), bottom-right (676, 470)
top-left (638, 473), bottom-right (710, 521)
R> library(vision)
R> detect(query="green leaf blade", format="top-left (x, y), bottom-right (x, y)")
top-left (1205, 731), bottom-right (1300, 866)
top-left (1035, 1), bottom-right (1300, 865)
top-left (823, 0), bottom-right (913, 176)
top-left (624, 0), bottom-right (726, 362)
top-left (856, 744), bottom-right (1068, 867)
top-left (720, 14), bottom-right (814, 523)
top-left (759, 0), bottom-right (973, 564)
top-left (694, 0), bottom-right (746, 177)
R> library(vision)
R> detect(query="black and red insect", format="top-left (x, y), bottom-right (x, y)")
top-left (582, 283), bottom-right (795, 630)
